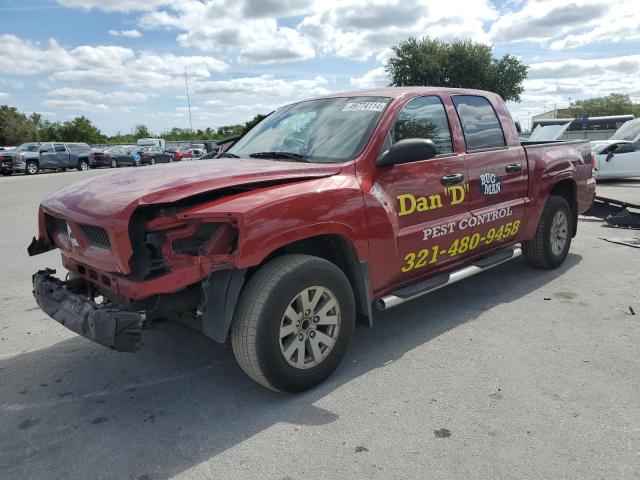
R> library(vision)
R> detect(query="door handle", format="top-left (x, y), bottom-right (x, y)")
top-left (505, 163), bottom-right (522, 173)
top-left (441, 173), bottom-right (464, 186)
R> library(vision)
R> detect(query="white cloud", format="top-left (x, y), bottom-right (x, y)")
top-left (108, 29), bottom-right (142, 38)
top-left (57, 0), bottom-right (167, 12)
top-left (299, 0), bottom-right (497, 60)
top-left (350, 67), bottom-right (389, 89)
top-left (0, 92), bottom-right (9, 100)
top-left (139, 1), bottom-right (316, 64)
top-left (193, 74), bottom-right (330, 98)
top-left (0, 35), bottom-right (74, 74)
top-left (47, 87), bottom-right (154, 103)
top-left (41, 99), bottom-right (111, 112)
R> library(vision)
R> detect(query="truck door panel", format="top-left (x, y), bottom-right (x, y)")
top-left (53, 143), bottom-right (68, 168)
top-left (39, 143), bottom-right (55, 169)
top-left (370, 95), bottom-right (473, 288)
top-left (451, 95), bottom-right (527, 251)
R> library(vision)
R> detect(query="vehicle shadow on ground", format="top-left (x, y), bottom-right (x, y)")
top-left (0, 254), bottom-right (581, 479)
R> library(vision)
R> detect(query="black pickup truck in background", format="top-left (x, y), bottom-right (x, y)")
top-left (1, 142), bottom-right (92, 175)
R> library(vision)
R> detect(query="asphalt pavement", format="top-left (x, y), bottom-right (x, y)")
top-left (0, 168), bottom-right (638, 480)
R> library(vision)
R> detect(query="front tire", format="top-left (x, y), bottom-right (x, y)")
top-left (26, 161), bottom-right (39, 175)
top-left (523, 195), bottom-right (573, 269)
top-left (231, 254), bottom-right (355, 393)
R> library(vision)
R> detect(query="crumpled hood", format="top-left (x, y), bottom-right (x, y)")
top-left (42, 159), bottom-right (342, 226)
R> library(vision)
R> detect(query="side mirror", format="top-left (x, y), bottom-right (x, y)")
top-left (606, 151), bottom-right (614, 162)
top-left (376, 139), bottom-right (438, 167)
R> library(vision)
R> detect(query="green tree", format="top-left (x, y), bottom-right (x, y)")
top-left (0, 105), bottom-right (37, 145)
top-left (58, 116), bottom-right (105, 143)
top-left (242, 113), bottom-right (268, 134)
top-left (385, 37), bottom-right (528, 102)
top-left (565, 93), bottom-right (639, 117)
top-left (133, 124), bottom-right (151, 139)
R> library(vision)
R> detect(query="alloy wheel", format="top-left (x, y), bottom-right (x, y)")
top-left (278, 286), bottom-right (341, 369)
top-left (550, 210), bottom-right (568, 256)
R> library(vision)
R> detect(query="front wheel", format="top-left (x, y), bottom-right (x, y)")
top-left (1, 169), bottom-right (11, 176)
top-left (523, 195), bottom-right (573, 269)
top-left (26, 161), bottom-right (39, 175)
top-left (231, 254), bottom-right (355, 393)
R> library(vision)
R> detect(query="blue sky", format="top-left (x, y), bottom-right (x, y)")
top-left (1, 0), bottom-right (639, 135)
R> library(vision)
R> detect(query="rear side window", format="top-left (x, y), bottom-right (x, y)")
top-left (40, 144), bottom-right (54, 152)
top-left (54, 144), bottom-right (66, 152)
top-left (392, 96), bottom-right (453, 155)
top-left (452, 95), bottom-right (506, 150)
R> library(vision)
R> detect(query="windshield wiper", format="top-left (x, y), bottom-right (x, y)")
top-left (248, 151), bottom-right (310, 161)
top-left (219, 152), bottom-right (240, 158)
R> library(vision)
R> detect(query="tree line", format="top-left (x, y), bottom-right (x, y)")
top-left (0, 105), bottom-right (267, 146)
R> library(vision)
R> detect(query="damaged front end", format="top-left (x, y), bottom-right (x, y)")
top-left (33, 269), bottom-right (144, 352)
top-left (29, 203), bottom-right (244, 351)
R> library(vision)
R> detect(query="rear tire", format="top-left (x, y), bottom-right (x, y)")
top-left (1, 169), bottom-right (11, 176)
top-left (231, 254), bottom-right (355, 393)
top-left (110, 159), bottom-right (118, 168)
top-left (26, 161), bottom-right (39, 175)
top-left (78, 160), bottom-right (89, 171)
top-left (151, 157), bottom-right (156, 165)
top-left (523, 195), bottom-right (572, 269)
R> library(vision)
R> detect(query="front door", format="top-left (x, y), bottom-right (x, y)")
top-left (370, 95), bottom-right (473, 288)
top-left (451, 95), bottom-right (528, 252)
top-left (601, 142), bottom-right (640, 178)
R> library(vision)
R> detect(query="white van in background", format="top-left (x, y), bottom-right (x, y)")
top-left (136, 138), bottom-right (166, 149)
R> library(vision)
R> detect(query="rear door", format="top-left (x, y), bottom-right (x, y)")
top-left (451, 95), bottom-right (527, 252)
top-left (53, 143), bottom-right (69, 167)
top-left (371, 95), bottom-right (473, 287)
top-left (39, 143), bottom-right (55, 168)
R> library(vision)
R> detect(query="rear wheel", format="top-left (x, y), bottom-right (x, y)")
top-left (110, 158), bottom-right (118, 168)
top-left (150, 157), bottom-right (156, 165)
top-left (231, 254), bottom-right (355, 393)
top-left (78, 159), bottom-right (89, 171)
top-left (1, 169), bottom-right (11, 176)
top-left (523, 195), bottom-right (572, 269)
top-left (26, 161), bottom-right (39, 175)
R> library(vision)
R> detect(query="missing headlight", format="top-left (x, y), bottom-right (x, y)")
top-left (172, 223), bottom-right (219, 256)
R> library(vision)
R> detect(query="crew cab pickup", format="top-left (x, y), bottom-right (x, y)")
top-left (4, 142), bottom-right (92, 175)
top-left (28, 88), bottom-right (596, 392)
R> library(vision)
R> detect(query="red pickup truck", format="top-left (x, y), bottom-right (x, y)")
top-left (28, 88), bottom-right (596, 392)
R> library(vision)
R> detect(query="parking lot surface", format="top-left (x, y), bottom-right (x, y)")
top-left (0, 169), bottom-right (639, 480)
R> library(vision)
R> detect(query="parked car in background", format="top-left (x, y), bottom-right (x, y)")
top-left (101, 146), bottom-right (139, 168)
top-left (591, 118), bottom-right (640, 179)
top-left (90, 148), bottom-right (110, 168)
top-left (1, 142), bottom-right (41, 175)
top-left (0, 146), bottom-right (15, 151)
top-left (140, 146), bottom-right (174, 164)
top-left (165, 146), bottom-right (193, 161)
top-left (188, 147), bottom-right (205, 157)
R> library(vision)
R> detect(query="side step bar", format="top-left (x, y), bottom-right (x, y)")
top-left (376, 245), bottom-right (522, 310)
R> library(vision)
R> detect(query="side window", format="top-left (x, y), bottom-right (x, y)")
top-left (392, 96), bottom-right (453, 155)
top-left (40, 144), bottom-right (54, 153)
top-left (452, 95), bottom-right (506, 150)
top-left (613, 143), bottom-right (633, 154)
top-left (54, 143), bottom-right (66, 152)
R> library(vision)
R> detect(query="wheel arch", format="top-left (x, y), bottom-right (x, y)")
top-left (549, 178), bottom-right (578, 237)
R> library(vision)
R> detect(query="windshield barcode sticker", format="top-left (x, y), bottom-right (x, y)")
top-left (342, 102), bottom-right (387, 112)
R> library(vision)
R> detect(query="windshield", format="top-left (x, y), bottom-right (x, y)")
top-left (610, 118), bottom-right (640, 141)
top-left (15, 143), bottom-right (39, 152)
top-left (228, 96), bottom-right (390, 163)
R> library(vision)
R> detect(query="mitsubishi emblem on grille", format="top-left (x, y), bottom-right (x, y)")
top-left (67, 223), bottom-right (79, 248)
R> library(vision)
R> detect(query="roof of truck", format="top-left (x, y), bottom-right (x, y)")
top-left (313, 86), bottom-right (500, 100)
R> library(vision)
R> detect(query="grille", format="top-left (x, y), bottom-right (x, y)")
top-left (79, 224), bottom-right (111, 249)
